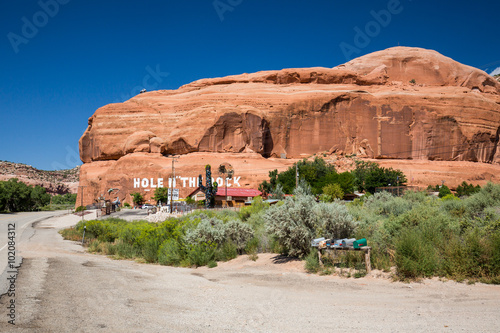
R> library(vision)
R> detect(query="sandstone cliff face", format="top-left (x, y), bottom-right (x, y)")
top-left (77, 47), bottom-right (500, 205)
top-left (80, 47), bottom-right (500, 165)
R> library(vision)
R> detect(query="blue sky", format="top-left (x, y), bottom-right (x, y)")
top-left (1, 0), bottom-right (499, 170)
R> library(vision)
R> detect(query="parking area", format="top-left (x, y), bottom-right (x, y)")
top-left (98, 208), bottom-right (149, 221)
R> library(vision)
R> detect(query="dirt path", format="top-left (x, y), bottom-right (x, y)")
top-left (1, 214), bottom-right (499, 332)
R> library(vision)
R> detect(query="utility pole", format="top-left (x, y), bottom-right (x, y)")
top-left (296, 162), bottom-right (299, 189)
top-left (166, 156), bottom-right (178, 214)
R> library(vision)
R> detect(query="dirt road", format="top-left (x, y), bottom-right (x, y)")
top-left (1, 213), bottom-right (499, 332)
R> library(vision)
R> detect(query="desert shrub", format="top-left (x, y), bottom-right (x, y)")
top-left (265, 194), bottom-right (318, 257)
top-left (370, 247), bottom-right (392, 272)
top-left (88, 239), bottom-right (101, 253)
top-left (239, 196), bottom-right (269, 221)
top-left (225, 219), bottom-right (254, 252)
top-left (304, 250), bottom-right (320, 273)
top-left (158, 239), bottom-right (183, 266)
top-left (142, 237), bottom-right (160, 263)
top-left (385, 203), bottom-right (459, 238)
top-left (313, 202), bottom-right (356, 239)
top-left (59, 227), bottom-right (82, 241)
top-left (441, 196), bottom-right (466, 218)
top-left (216, 241), bottom-right (238, 261)
top-left (207, 261), bottom-right (218, 268)
top-left (402, 190), bottom-right (428, 204)
top-left (75, 205), bottom-right (85, 212)
top-left (364, 191), bottom-right (411, 217)
top-left (395, 228), bottom-right (440, 279)
top-left (269, 184), bottom-right (285, 200)
top-left (104, 242), bottom-right (117, 256)
top-left (184, 217), bottom-right (227, 245)
top-left (463, 182), bottom-right (500, 218)
top-left (115, 239), bottom-right (139, 259)
top-left (245, 236), bottom-right (260, 255)
top-left (123, 202), bottom-right (131, 208)
top-left (186, 243), bottom-right (216, 267)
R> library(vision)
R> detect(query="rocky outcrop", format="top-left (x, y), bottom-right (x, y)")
top-left (77, 47), bottom-right (500, 205)
top-left (0, 161), bottom-right (79, 195)
top-left (80, 47), bottom-right (500, 165)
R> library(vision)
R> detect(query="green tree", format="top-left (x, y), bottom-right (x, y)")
top-left (259, 157), bottom-right (337, 195)
top-left (319, 171), bottom-right (354, 194)
top-left (352, 161), bottom-right (407, 194)
top-left (0, 179), bottom-right (50, 212)
top-left (456, 181), bottom-right (481, 197)
top-left (0, 178), bottom-right (32, 212)
top-left (52, 193), bottom-right (77, 205)
top-left (130, 192), bottom-right (144, 207)
top-left (153, 187), bottom-right (169, 204)
top-left (320, 183), bottom-right (344, 202)
top-left (438, 185), bottom-right (452, 198)
top-left (269, 183), bottom-right (285, 200)
top-left (30, 185), bottom-right (50, 209)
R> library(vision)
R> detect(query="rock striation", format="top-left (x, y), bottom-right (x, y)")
top-left (78, 47), bottom-right (500, 205)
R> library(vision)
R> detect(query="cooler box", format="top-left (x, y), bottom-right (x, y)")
top-left (353, 238), bottom-right (367, 249)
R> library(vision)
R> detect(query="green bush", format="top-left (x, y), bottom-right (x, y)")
top-left (320, 183), bottom-right (344, 202)
top-left (184, 217), bottom-right (227, 245)
top-left (158, 239), bottom-right (183, 266)
top-left (88, 239), bottom-right (102, 253)
top-left (75, 205), bottom-right (85, 212)
top-left (225, 219), bottom-right (254, 252)
top-left (456, 181), bottom-right (481, 197)
top-left (313, 202), bottom-right (356, 239)
top-left (239, 196), bottom-right (269, 221)
top-left (438, 185), bottom-right (452, 198)
top-left (304, 250), bottom-right (320, 273)
top-left (115, 239), bottom-right (139, 259)
top-left (265, 194), bottom-right (318, 257)
top-left (59, 227), bottom-right (82, 241)
top-left (142, 237), bottom-right (160, 263)
top-left (395, 228), bottom-right (440, 279)
top-left (216, 241), bottom-right (238, 261)
top-left (187, 243), bottom-right (216, 267)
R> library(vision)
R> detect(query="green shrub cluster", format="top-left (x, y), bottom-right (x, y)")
top-left (0, 178), bottom-right (50, 212)
top-left (350, 183), bottom-right (500, 282)
top-left (264, 185), bottom-right (356, 257)
top-left (61, 182), bottom-right (500, 283)
top-left (69, 202), bottom-right (258, 267)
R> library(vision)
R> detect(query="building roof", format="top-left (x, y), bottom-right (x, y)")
top-left (187, 187), bottom-right (262, 198)
top-left (215, 188), bottom-right (262, 198)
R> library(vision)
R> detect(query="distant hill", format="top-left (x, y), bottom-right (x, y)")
top-left (0, 161), bottom-right (79, 195)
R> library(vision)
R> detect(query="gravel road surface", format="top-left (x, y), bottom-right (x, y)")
top-left (1, 213), bottom-right (499, 332)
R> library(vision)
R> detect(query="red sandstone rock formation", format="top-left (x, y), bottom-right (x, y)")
top-left (77, 47), bottom-right (500, 206)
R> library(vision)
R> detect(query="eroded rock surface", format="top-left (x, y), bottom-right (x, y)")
top-left (78, 47), bottom-right (500, 205)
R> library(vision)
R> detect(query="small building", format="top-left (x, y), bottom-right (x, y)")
top-left (187, 187), bottom-right (262, 208)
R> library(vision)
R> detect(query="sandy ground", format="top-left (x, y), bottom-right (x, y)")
top-left (0, 213), bottom-right (499, 332)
